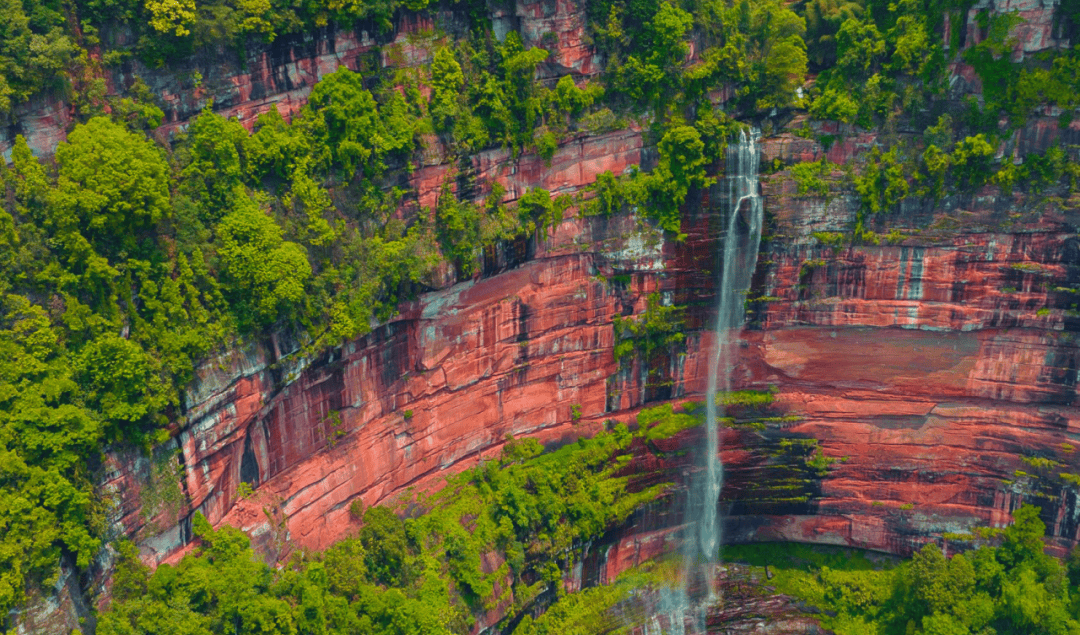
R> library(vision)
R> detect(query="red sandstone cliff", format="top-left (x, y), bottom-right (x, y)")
top-left (99, 0), bottom-right (1080, 591)
top-left (106, 122), bottom-right (1080, 569)
top-left (11, 0), bottom-right (1080, 631)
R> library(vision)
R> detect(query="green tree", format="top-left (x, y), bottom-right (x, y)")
top-left (950, 135), bottom-right (995, 188)
top-left (658, 124), bottom-right (708, 194)
top-left (835, 17), bottom-right (885, 76)
top-left (920, 612), bottom-right (970, 635)
top-left (430, 47), bottom-right (464, 132)
top-left (0, 295), bottom-right (103, 617)
top-left (746, 0), bottom-right (808, 111)
top-left (435, 181), bottom-right (480, 278)
top-left (245, 108), bottom-right (309, 182)
top-left (496, 33), bottom-right (550, 153)
top-left (53, 117), bottom-right (171, 252)
top-left (306, 66), bottom-right (409, 177)
top-left (1067, 546), bottom-right (1080, 588)
top-left (215, 196), bottom-right (311, 327)
top-left (320, 538), bottom-right (368, 600)
top-left (359, 507), bottom-right (413, 587)
top-left (179, 107), bottom-right (250, 223)
top-left (808, 86), bottom-right (859, 122)
top-left (145, 0), bottom-right (197, 36)
top-left (855, 146), bottom-right (908, 216)
top-left (800, 0), bottom-right (864, 69)
top-left (1000, 566), bottom-right (1079, 634)
top-left (646, 125), bottom-right (710, 232)
top-left (7, 135), bottom-right (50, 219)
top-left (999, 504), bottom-right (1047, 569)
top-left (552, 75), bottom-right (601, 125)
top-left (0, 0), bottom-right (75, 113)
top-left (75, 334), bottom-right (169, 438)
top-left (920, 144), bottom-right (950, 201)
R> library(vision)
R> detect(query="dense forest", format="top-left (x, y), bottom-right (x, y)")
top-left (3, 0), bottom-right (1080, 630)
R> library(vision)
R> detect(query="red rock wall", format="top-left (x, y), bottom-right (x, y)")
top-left (16, 0), bottom-right (1080, 629)
top-left (714, 136), bottom-right (1080, 556)
top-left (112, 128), bottom-right (1080, 582)
top-left (101, 130), bottom-right (706, 567)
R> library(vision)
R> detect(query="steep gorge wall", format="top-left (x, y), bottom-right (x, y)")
top-left (723, 135), bottom-right (1080, 554)
top-left (99, 0), bottom-right (1080, 575)
top-left (13, 0), bottom-right (1080, 630)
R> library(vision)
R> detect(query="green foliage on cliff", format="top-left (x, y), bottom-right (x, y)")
top-left (613, 293), bottom-right (686, 367)
top-left (0, 295), bottom-right (104, 615)
top-left (0, 0), bottom-right (76, 112)
top-left (855, 146), bottom-right (909, 216)
top-left (0, 60), bottom-right (448, 615)
top-left (216, 195), bottom-right (312, 327)
top-left (100, 496), bottom-right (1080, 635)
top-left (727, 505), bottom-right (1080, 635)
top-left (790, 158), bottom-right (836, 197)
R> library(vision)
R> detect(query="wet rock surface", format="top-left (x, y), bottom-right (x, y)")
top-left (706, 564), bottom-right (831, 635)
top-left (613, 563), bottom-right (832, 635)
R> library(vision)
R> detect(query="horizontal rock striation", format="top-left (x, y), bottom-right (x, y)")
top-left (15, 0), bottom-right (1080, 629)
top-left (719, 135), bottom-right (1080, 556)
top-left (103, 140), bottom-right (712, 569)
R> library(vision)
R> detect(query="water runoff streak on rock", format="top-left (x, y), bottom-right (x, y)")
top-left (669, 128), bottom-right (764, 634)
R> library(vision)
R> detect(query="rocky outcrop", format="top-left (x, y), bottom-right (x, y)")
top-left (11, 557), bottom-right (94, 635)
top-left (0, 94), bottom-right (72, 161)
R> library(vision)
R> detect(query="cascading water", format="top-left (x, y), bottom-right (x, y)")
top-left (664, 128), bottom-right (764, 634)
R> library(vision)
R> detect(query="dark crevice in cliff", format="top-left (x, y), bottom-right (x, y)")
top-left (240, 434), bottom-right (261, 487)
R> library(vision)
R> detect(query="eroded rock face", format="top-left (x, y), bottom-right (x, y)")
top-left (0, 94), bottom-right (72, 160)
top-left (717, 136), bottom-right (1080, 556)
top-left (12, 0), bottom-right (1080, 629)
top-left (101, 120), bottom-right (678, 565)
top-left (11, 557), bottom-right (93, 635)
top-left (107, 134), bottom-right (1080, 583)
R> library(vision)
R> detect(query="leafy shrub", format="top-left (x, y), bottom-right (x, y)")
top-left (791, 160), bottom-right (835, 197)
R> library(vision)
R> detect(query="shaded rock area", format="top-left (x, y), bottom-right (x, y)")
top-left (705, 564), bottom-right (831, 635)
top-left (602, 562), bottom-right (831, 635)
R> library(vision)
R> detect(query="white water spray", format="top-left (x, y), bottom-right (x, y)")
top-left (670, 128), bottom-right (764, 633)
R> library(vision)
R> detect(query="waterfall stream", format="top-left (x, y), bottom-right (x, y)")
top-left (664, 128), bottom-right (764, 634)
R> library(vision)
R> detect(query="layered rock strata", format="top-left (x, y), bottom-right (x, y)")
top-left (8, 0), bottom-right (1080, 630)
top-left (718, 134), bottom-right (1080, 556)
top-left (102, 131), bottom-right (710, 566)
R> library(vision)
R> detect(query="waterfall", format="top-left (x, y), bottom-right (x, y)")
top-left (701, 127), bottom-right (764, 568)
top-left (671, 128), bottom-right (764, 633)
